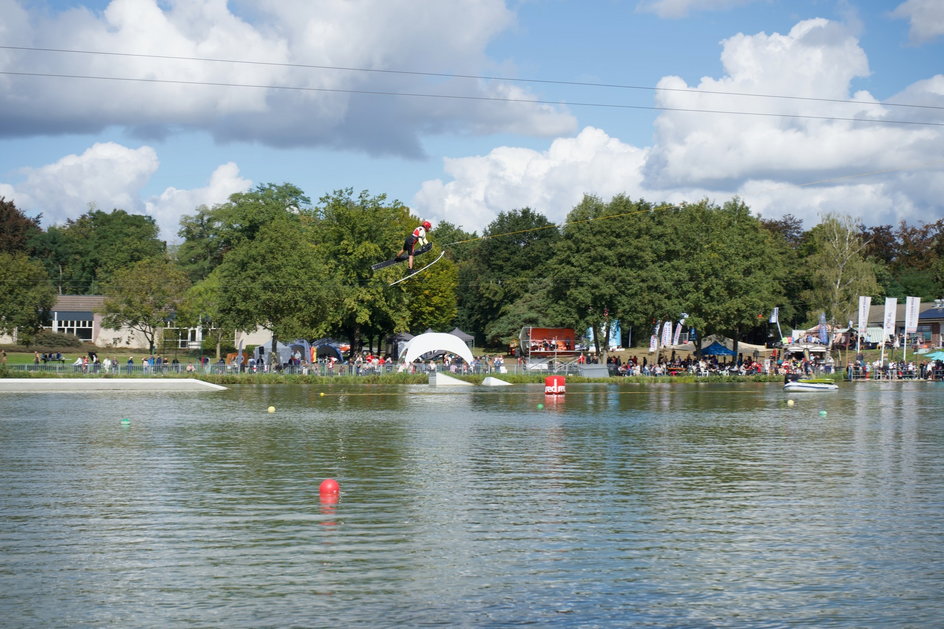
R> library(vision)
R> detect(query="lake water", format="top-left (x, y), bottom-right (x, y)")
top-left (1, 381), bottom-right (942, 627)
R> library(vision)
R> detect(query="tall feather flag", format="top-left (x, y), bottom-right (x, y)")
top-left (768, 307), bottom-right (779, 324)
top-left (672, 313), bottom-right (688, 346)
top-left (904, 296), bottom-right (920, 334)
top-left (661, 320), bottom-right (673, 347)
top-left (882, 297), bottom-right (897, 340)
top-left (857, 296), bottom-right (872, 336)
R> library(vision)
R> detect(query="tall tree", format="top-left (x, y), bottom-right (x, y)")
top-left (176, 183), bottom-right (312, 282)
top-left (32, 208), bottom-right (165, 294)
top-left (0, 251), bottom-right (56, 341)
top-left (315, 189), bottom-right (457, 352)
top-left (175, 205), bottom-right (228, 283)
top-left (760, 213), bottom-right (811, 330)
top-left (0, 198), bottom-right (42, 254)
top-left (802, 213), bottom-right (880, 326)
top-left (672, 199), bottom-right (784, 355)
top-left (101, 257), bottom-right (191, 353)
top-left (457, 208), bottom-right (560, 345)
top-left (547, 195), bottom-right (686, 361)
top-left (216, 217), bottom-right (342, 345)
top-left (428, 220), bottom-right (477, 264)
top-left (760, 213), bottom-right (805, 248)
top-left (176, 268), bottom-right (237, 360)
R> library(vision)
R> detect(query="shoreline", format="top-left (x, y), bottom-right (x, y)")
top-left (0, 378), bottom-right (227, 392)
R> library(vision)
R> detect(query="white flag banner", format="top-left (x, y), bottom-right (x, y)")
top-left (649, 334), bottom-right (658, 353)
top-left (857, 296), bottom-right (872, 335)
top-left (661, 320), bottom-right (673, 347)
top-left (672, 321), bottom-right (684, 346)
top-left (769, 307), bottom-right (779, 324)
top-left (882, 297), bottom-right (897, 339)
top-left (904, 296), bottom-right (920, 334)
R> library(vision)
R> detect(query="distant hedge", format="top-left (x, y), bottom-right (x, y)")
top-left (23, 331), bottom-right (85, 349)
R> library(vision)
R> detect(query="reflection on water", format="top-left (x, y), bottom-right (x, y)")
top-left (1, 383), bottom-right (942, 627)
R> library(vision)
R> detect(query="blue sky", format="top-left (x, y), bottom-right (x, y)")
top-left (0, 0), bottom-right (942, 242)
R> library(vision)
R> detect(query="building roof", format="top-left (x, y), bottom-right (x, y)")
top-left (866, 300), bottom-right (944, 324)
top-left (919, 302), bottom-right (944, 321)
top-left (52, 295), bottom-right (106, 311)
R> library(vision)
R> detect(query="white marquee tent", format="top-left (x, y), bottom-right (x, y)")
top-left (401, 332), bottom-right (474, 365)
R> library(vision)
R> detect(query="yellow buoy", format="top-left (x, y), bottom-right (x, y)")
top-left (267, 406), bottom-right (276, 413)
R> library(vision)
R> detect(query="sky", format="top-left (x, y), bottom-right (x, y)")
top-left (0, 0), bottom-right (942, 243)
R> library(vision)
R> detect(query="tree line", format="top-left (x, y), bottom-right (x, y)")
top-left (2, 187), bottom-right (943, 357)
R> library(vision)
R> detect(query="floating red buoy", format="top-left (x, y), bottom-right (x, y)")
top-left (319, 478), bottom-right (340, 497)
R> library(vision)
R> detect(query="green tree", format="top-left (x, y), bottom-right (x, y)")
top-left (457, 208), bottom-right (559, 345)
top-left (673, 199), bottom-right (784, 355)
top-left (802, 213), bottom-right (880, 326)
top-left (315, 189), bottom-right (458, 352)
top-left (430, 220), bottom-right (477, 264)
top-left (0, 198), bottom-right (42, 254)
top-left (32, 207), bottom-right (165, 294)
top-left (176, 183), bottom-right (312, 282)
top-left (101, 257), bottom-right (190, 353)
top-left (175, 205), bottom-right (228, 283)
top-left (0, 251), bottom-right (56, 340)
top-left (216, 217), bottom-right (342, 346)
top-left (547, 195), bottom-right (688, 360)
top-left (760, 213), bottom-right (810, 330)
top-left (176, 268), bottom-right (237, 360)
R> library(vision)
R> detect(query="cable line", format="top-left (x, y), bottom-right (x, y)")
top-left (4, 69), bottom-right (942, 129)
top-left (3, 44), bottom-right (942, 112)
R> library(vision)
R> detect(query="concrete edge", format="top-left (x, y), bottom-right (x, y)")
top-left (0, 378), bottom-right (228, 392)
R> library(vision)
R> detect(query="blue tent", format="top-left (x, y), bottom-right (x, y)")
top-left (312, 338), bottom-right (344, 361)
top-left (701, 341), bottom-right (736, 356)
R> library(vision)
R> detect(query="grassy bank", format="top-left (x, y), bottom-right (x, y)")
top-left (0, 366), bottom-right (803, 385)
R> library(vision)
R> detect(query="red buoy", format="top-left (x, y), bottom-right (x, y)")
top-left (319, 478), bottom-right (340, 497)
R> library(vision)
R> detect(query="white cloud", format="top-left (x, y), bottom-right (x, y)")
top-left (0, 0), bottom-right (575, 154)
top-left (145, 162), bottom-right (251, 242)
top-left (416, 17), bottom-right (944, 232)
top-left (0, 142), bottom-right (158, 224)
top-left (0, 141), bottom-right (249, 242)
top-left (891, 0), bottom-right (944, 44)
top-left (414, 127), bottom-right (648, 231)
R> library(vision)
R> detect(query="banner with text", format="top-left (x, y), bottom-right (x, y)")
top-left (857, 296), bottom-right (872, 335)
top-left (904, 296), bottom-right (920, 334)
top-left (882, 297), bottom-right (897, 339)
top-left (660, 320), bottom-right (673, 347)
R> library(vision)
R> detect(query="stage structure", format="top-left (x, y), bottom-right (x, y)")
top-left (518, 327), bottom-right (581, 373)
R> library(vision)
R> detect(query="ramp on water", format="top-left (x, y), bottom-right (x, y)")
top-left (428, 372), bottom-right (473, 386)
top-left (481, 376), bottom-right (512, 386)
top-left (0, 378), bottom-right (228, 393)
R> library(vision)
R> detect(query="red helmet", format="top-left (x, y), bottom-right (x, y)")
top-left (422, 220), bottom-right (432, 230)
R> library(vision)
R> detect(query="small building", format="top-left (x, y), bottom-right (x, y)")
top-left (918, 300), bottom-right (944, 348)
top-left (866, 299), bottom-right (944, 348)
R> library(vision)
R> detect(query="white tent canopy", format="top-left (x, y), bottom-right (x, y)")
top-left (401, 332), bottom-right (474, 365)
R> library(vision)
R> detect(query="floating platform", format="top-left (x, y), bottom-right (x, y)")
top-left (0, 378), bottom-right (228, 392)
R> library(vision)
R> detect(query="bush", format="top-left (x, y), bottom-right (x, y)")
top-left (26, 331), bottom-right (84, 349)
